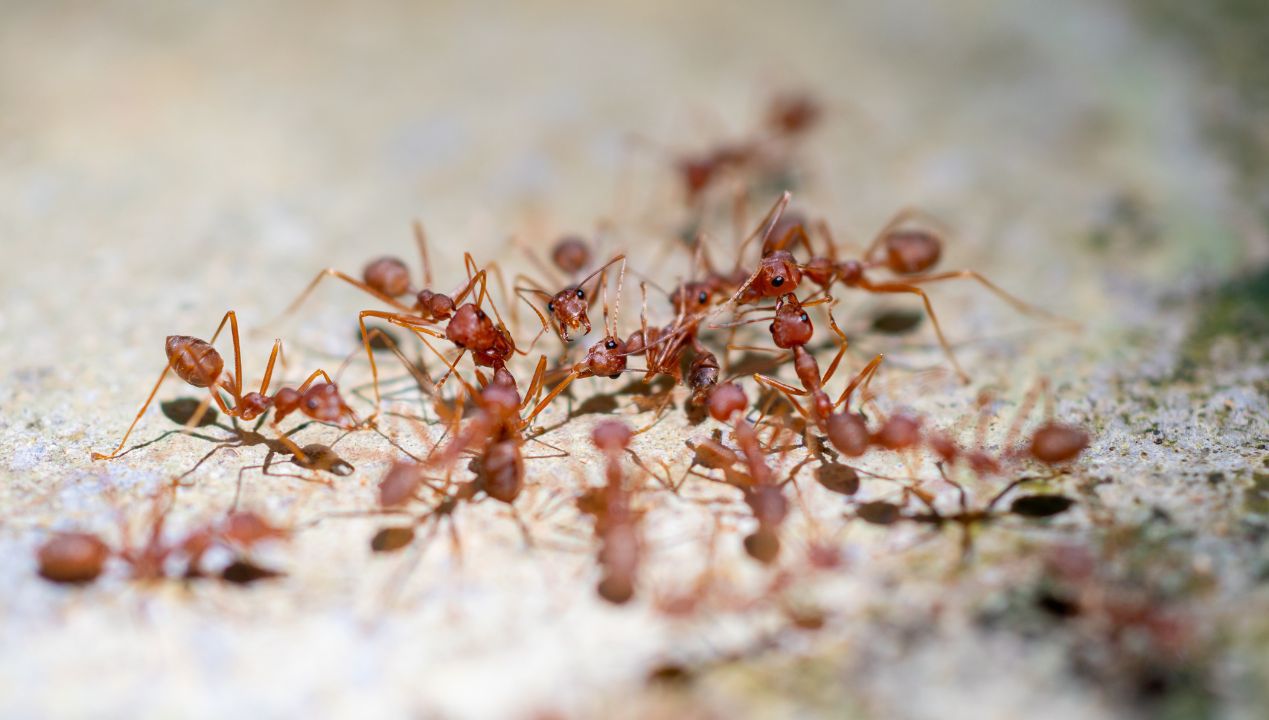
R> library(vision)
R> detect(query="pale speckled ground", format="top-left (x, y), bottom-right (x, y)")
top-left (1, 1), bottom-right (1267, 718)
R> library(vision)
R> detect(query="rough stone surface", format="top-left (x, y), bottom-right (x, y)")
top-left (2, 1), bottom-right (1266, 718)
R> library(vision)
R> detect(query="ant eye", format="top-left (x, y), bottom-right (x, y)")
top-left (800, 312), bottom-right (809, 323)
top-left (768, 323), bottom-right (776, 334)
top-left (772, 276), bottom-right (784, 287)
top-left (576, 288), bottom-right (585, 299)
top-left (547, 302), bottom-right (554, 313)
top-left (698, 291), bottom-right (708, 304)
top-left (605, 339), bottom-right (617, 349)
top-left (475, 309), bottom-right (486, 320)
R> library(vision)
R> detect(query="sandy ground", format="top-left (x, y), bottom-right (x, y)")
top-left (1, 1), bottom-right (1266, 718)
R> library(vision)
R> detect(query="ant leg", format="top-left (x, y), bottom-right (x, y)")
top-left (901, 270), bottom-right (1078, 328)
top-left (270, 268), bottom-right (414, 327)
top-left (832, 354), bottom-right (885, 412)
top-left (856, 279), bottom-right (969, 383)
top-left (735, 191), bottom-right (791, 269)
top-left (358, 310), bottom-right (444, 408)
top-left (91, 365), bottom-right (172, 460)
top-left (521, 371), bottom-right (580, 428)
top-left (296, 369), bottom-right (335, 391)
top-left (753, 374), bottom-right (811, 423)
top-left (819, 304), bottom-right (851, 386)
top-left (520, 355), bottom-right (550, 412)
top-left (257, 339), bottom-right (282, 394)
top-left (206, 310), bottom-right (244, 404)
top-left (515, 284), bottom-right (555, 350)
top-left (1002, 378), bottom-right (1050, 450)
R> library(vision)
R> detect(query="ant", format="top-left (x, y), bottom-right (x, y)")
top-left (92, 310), bottom-right (358, 463)
top-left (37, 491), bottom-right (289, 584)
top-left (683, 417), bottom-right (798, 564)
top-left (516, 253), bottom-right (627, 344)
top-left (792, 210), bottom-right (1075, 381)
top-left (355, 259), bottom-right (536, 410)
top-left (580, 420), bottom-right (643, 604)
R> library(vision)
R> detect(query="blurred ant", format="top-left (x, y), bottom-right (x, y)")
top-left (580, 420), bottom-right (643, 604)
top-left (37, 491), bottom-right (289, 585)
top-left (683, 417), bottom-right (799, 564)
top-left (92, 311), bottom-right (358, 463)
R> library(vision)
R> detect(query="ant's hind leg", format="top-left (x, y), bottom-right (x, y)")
top-left (92, 365), bottom-right (172, 460)
top-left (856, 280), bottom-right (969, 383)
top-left (269, 268), bottom-right (414, 328)
top-left (902, 270), bottom-right (1079, 329)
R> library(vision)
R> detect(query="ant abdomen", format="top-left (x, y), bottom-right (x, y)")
top-left (883, 230), bottom-right (942, 275)
top-left (362, 256), bottom-right (412, 297)
top-left (1028, 422), bottom-right (1090, 464)
top-left (38, 532), bottom-right (110, 584)
top-left (826, 412), bottom-right (869, 457)
top-left (479, 440), bottom-right (524, 504)
top-left (552, 236), bottom-right (592, 275)
top-left (743, 528), bottom-right (781, 564)
top-left (165, 335), bottom-right (223, 388)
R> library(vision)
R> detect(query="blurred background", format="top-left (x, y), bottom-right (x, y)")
top-left (1, 1), bottom-right (1267, 718)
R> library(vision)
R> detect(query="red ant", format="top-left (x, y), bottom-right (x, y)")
top-left (92, 310), bottom-right (357, 463)
top-left (37, 491), bottom-right (289, 584)
top-left (793, 210), bottom-right (1074, 381)
top-left (516, 254), bottom-right (627, 344)
top-left (581, 420), bottom-right (643, 604)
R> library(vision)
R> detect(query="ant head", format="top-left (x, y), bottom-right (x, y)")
top-left (446, 303), bottom-right (499, 351)
top-left (414, 289), bottom-right (455, 321)
top-left (767, 93), bottom-right (822, 136)
top-left (678, 156), bottom-right (716, 200)
top-left (591, 419), bottom-right (633, 453)
top-left (237, 391), bottom-right (273, 421)
top-left (770, 293), bottom-right (813, 349)
top-left (547, 286), bottom-right (591, 342)
top-left (585, 335), bottom-right (628, 379)
top-left (883, 229), bottom-right (942, 275)
top-left (687, 351), bottom-right (720, 400)
top-left (1028, 422), bottom-right (1090, 464)
top-left (300, 383), bottom-right (355, 427)
top-left (165, 335), bottom-right (224, 389)
top-left (362, 256), bottom-right (412, 297)
top-left (669, 281), bottom-right (717, 316)
top-left (552, 235), bottom-right (592, 275)
top-left (707, 382), bottom-right (748, 423)
top-left (478, 440), bottom-right (524, 504)
top-left (753, 250), bottom-right (803, 298)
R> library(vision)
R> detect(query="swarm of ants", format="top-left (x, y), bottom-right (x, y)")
top-left (47, 92), bottom-right (1091, 618)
